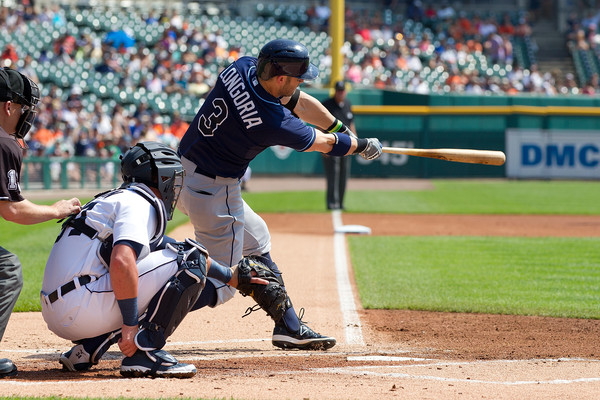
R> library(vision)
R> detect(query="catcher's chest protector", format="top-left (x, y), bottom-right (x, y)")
top-left (57, 183), bottom-right (168, 266)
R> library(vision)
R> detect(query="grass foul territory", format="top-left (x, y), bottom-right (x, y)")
top-left (243, 180), bottom-right (600, 214)
top-left (349, 235), bottom-right (600, 319)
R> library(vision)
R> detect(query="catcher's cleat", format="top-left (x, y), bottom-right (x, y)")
top-left (59, 344), bottom-right (95, 372)
top-left (120, 349), bottom-right (196, 379)
top-left (272, 321), bottom-right (336, 350)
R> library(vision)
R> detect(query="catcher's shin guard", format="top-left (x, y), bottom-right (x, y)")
top-left (135, 239), bottom-right (208, 351)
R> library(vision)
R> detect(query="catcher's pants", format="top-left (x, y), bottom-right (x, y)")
top-left (0, 246), bottom-right (22, 342)
top-left (41, 249), bottom-right (178, 341)
top-left (178, 156), bottom-right (271, 306)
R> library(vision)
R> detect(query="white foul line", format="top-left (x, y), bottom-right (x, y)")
top-left (301, 366), bottom-right (600, 385)
top-left (331, 210), bottom-right (364, 346)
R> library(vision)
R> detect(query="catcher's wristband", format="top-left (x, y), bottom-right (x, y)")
top-left (117, 297), bottom-right (139, 326)
top-left (207, 258), bottom-right (233, 283)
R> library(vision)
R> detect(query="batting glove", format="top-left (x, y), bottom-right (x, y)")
top-left (360, 138), bottom-right (383, 160)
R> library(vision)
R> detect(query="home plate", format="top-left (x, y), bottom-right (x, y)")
top-left (335, 225), bottom-right (372, 235)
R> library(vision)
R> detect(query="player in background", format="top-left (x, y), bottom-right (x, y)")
top-left (43, 141), bottom-right (268, 378)
top-left (0, 68), bottom-right (81, 378)
top-left (177, 39), bottom-right (382, 350)
top-left (321, 80), bottom-right (356, 210)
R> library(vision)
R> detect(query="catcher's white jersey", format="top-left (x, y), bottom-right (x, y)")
top-left (41, 185), bottom-right (178, 340)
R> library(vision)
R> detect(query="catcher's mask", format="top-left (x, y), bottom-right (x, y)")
top-left (4, 68), bottom-right (40, 141)
top-left (120, 141), bottom-right (185, 220)
top-left (256, 39), bottom-right (319, 81)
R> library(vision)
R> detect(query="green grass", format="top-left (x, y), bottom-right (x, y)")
top-left (2, 179), bottom-right (599, 317)
top-left (349, 236), bottom-right (600, 319)
top-left (243, 180), bottom-right (600, 214)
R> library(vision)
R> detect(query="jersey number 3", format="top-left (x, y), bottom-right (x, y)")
top-left (198, 98), bottom-right (228, 137)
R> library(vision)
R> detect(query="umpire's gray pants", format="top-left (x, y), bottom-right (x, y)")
top-left (0, 246), bottom-right (23, 342)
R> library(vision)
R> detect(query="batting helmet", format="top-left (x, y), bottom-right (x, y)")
top-left (4, 68), bottom-right (40, 140)
top-left (257, 39), bottom-right (319, 81)
top-left (121, 141), bottom-right (184, 220)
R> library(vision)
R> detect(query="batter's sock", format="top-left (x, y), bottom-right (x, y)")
top-left (281, 306), bottom-right (301, 332)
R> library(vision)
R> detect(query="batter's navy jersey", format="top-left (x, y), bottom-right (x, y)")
top-left (179, 56), bottom-right (317, 179)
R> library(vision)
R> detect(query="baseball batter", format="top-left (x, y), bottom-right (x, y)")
top-left (178, 39), bottom-right (383, 349)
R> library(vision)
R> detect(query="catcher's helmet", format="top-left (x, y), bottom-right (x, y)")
top-left (120, 141), bottom-right (184, 220)
top-left (4, 68), bottom-right (40, 140)
top-left (257, 39), bottom-right (319, 81)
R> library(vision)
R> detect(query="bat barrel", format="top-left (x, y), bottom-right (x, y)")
top-left (381, 147), bottom-right (506, 166)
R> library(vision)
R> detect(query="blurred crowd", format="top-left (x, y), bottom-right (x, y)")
top-left (564, 8), bottom-right (600, 94)
top-left (334, 1), bottom-right (576, 96)
top-left (0, 2), bottom-right (596, 163)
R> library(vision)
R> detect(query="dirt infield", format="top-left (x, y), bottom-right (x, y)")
top-left (3, 179), bottom-right (600, 399)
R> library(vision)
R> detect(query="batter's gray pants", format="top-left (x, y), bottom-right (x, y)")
top-left (0, 246), bottom-right (23, 342)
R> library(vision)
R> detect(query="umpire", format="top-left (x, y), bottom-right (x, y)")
top-left (0, 68), bottom-right (80, 377)
top-left (321, 80), bottom-right (355, 210)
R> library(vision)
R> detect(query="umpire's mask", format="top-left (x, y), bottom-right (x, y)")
top-left (4, 68), bottom-right (39, 141)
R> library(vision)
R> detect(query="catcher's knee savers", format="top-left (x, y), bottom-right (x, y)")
top-left (135, 239), bottom-right (208, 351)
top-left (236, 255), bottom-right (292, 323)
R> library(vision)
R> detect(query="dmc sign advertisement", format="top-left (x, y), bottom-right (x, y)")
top-left (506, 129), bottom-right (600, 179)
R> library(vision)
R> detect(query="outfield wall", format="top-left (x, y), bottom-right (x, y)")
top-left (22, 91), bottom-right (600, 189)
top-left (250, 91), bottom-right (600, 179)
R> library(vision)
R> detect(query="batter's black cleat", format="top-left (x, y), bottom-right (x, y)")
top-left (59, 344), bottom-right (95, 372)
top-left (272, 321), bottom-right (336, 350)
top-left (120, 349), bottom-right (196, 379)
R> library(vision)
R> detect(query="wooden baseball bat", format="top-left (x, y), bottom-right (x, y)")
top-left (382, 147), bottom-right (506, 166)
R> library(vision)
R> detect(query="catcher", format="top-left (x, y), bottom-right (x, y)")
top-left (43, 141), bottom-right (286, 378)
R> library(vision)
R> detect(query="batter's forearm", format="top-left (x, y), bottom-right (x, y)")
top-left (293, 91), bottom-right (336, 130)
top-left (307, 131), bottom-right (359, 155)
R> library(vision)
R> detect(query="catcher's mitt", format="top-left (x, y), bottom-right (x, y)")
top-left (236, 255), bottom-right (291, 322)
